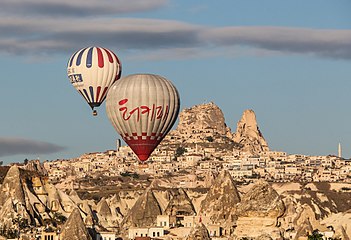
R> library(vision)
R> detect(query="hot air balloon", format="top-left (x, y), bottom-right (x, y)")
top-left (67, 46), bottom-right (122, 116)
top-left (106, 74), bottom-right (180, 162)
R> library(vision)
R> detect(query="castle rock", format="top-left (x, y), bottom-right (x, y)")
top-left (233, 109), bottom-right (269, 154)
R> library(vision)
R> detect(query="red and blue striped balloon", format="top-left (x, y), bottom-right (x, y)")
top-left (67, 46), bottom-right (122, 115)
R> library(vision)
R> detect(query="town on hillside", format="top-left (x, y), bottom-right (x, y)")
top-left (1, 102), bottom-right (350, 240)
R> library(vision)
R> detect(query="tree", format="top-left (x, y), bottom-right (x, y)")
top-left (24, 159), bottom-right (29, 165)
top-left (308, 230), bottom-right (324, 240)
top-left (206, 136), bottom-right (214, 142)
top-left (175, 147), bottom-right (186, 157)
top-left (0, 161), bottom-right (3, 166)
top-left (52, 212), bottom-right (67, 225)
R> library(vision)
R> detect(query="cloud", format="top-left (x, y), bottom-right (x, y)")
top-left (203, 26), bottom-right (351, 60)
top-left (0, 18), bottom-right (203, 55)
top-left (0, 2), bottom-right (350, 60)
top-left (0, 137), bottom-right (65, 157)
top-left (0, 0), bottom-right (168, 17)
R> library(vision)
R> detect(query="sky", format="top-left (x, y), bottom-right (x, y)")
top-left (1, 0), bottom-right (351, 164)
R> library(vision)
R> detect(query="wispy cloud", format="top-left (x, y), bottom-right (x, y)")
top-left (204, 26), bottom-right (351, 60)
top-left (0, 137), bottom-right (65, 157)
top-left (0, 0), bottom-right (168, 17)
top-left (0, 0), bottom-right (350, 60)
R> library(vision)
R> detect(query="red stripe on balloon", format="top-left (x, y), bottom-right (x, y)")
top-left (103, 48), bottom-right (113, 63)
top-left (97, 47), bottom-right (104, 68)
top-left (96, 86), bottom-right (102, 102)
top-left (122, 132), bottom-right (165, 161)
top-left (112, 51), bottom-right (122, 80)
top-left (99, 87), bottom-right (109, 102)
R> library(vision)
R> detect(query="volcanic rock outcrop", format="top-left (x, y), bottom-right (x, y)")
top-left (163, 188), bottom-right (196, 216)
top-left (186, 223), bottom-right (211, 240)
top-left (233, 109), bottom-right (269, 154)
top-left (121, 187), bottom-right (162, 229)
top-left (163, 102), bottom-right (269, 154)
top-left (177, 102), bottom-right (231, 136)
top-left (234, 180), bottom-right (285, 238)
top-left (60, 207), bottom-right (92, 240)
top-left (0, 166), bottom-right (33, 228)
top-left (0, 165), bottom-right (25, 207)
top-left (169, 102), bottom-right (233, 144)
top-left (0, 165), bottom-right (96, 232)
top-left (199, 170), bottom-right (240, 234)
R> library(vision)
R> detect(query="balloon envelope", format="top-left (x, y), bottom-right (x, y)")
top-left (67, 46), bottom-right (121, 112)
top-left (106, 74), bottom-right (180, 161)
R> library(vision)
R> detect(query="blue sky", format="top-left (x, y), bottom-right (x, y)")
top-left (1, 0), bottom-right (351, 164)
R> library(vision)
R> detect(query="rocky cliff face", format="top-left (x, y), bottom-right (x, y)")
top-left (163, 188), bottom-right (196, 216)
top-left (233, 109), bottom-right (269, 154)
top-left (234, 180), bottom-right (285, 239)
top-left (167, 102), bottom-right (234, 145)
top-left (177, 102), bottom-right (231, 136)
top-left (237, 180), bottom-right (284, 218)
top-left (60, 208), bottom-right (92, 240)
top-left (0, 165), bottom-right (25, 207)
top-left (163, 102), bottom-right (269, 154)
top-left (23, 159), bottom-right (48, 176)
top-left (0, 166), bottom-right (32, 228)
top-left (121, 187), bottom-right (162, 229)
top-left (186, 223), bottom-right (211, 240)
top-left (0, 165), bottom-right (99, 234)
top-left (199, 170), bottom-right (240, 234)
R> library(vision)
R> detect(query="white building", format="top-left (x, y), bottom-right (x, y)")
top-left (96, 232), bottom-right (116, 240)
top-left (128, 227), bottom-right (164, 239)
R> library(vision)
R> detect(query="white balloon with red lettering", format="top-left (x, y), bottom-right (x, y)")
top-left (106, 74), bottom-right (180, 162)
top-left (67, 46), bottom-right (122, 116)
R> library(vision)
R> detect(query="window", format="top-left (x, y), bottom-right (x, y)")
top-left (157, 232), bottom-right (160, 237)
top-left (164, 221), bottom-right (167, 226)
top-left (153, 232), bottom-right (155, 237)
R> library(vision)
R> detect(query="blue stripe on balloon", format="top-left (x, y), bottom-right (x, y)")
top-left (86, 47), bottom-right (94, 68)
top-left (76, 48), bottom-right (87, 66)
top-left (83, 89), bottom-right (91, 102)
top-left (89, 86), bottom-right (95, 103)
top-left (78, 90), bottom-right (89, 102)
top-left (68, 50), bottom-right (78, 67)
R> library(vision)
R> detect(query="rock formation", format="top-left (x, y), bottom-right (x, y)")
top-left (236, 180), bottom-right (284, 217)
top-left (199, 170), bottom-right (240, 234)
top-left (108, 193), bottom-right (127, 223)
top-left (0, 165), bottom-right (25, 207)
top-left (186, 223), bottom-right (211, 240)
top-left (0, 165), bottom-right (32, 228)
top-left (170, 102), bottom-right (233, 144)
top-left (162, 102), bottom-right (269, 154)
top-left (163, 188), bottom-right (196, 216)
top-left (24, 159), bottom-right (48, 176)
top-left (60, 208), bottom-right (92, 240)
top-left (177, 102), bottom-right (231, 135)
top-left (233, 109), bottom-right (269, 154)
top-left (234, 180), bottom-right (285, 238)
top-left (121, 187), bottom-right (162, 229)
